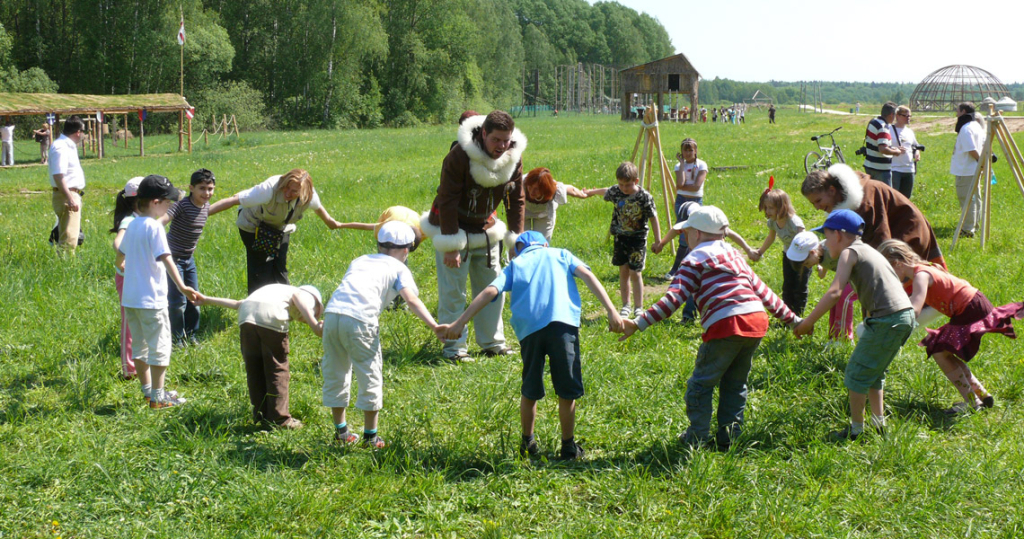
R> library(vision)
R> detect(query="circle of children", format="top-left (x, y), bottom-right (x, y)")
top-left (106, 110), bottom-right (1023, 460)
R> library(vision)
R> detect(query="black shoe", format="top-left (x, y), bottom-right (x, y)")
top-left (827, 426), bottom-right (859, 443)
top-left (981, 395), bottom-right (995, 409)
top-left (519, 437), bottom-right (540, 458)
top-left (482, 347), bottom-right (515, 358)
top-left (559, 441), bottom-right (585, 461)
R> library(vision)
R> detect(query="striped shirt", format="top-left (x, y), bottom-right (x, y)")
top-left (635, 240), bottom-right (797, 335)
top-left (166, 197), bottom-right (209, 258)
top-left (863, 116), bottom-right (893, 172)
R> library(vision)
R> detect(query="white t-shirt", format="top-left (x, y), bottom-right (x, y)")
top-left (950, 121), bottom-right (986, 177)
top-left (238, 284), bottom-right (303, 333)
top-left (48, 134), bottom-right (85, 189)
top-left (890, 125), bottom-right (918, 173)
top-left (0, 124), bottom-right (13, 142)
top-left (674, 158), bottom-right (708, 197)
top-left (524, 182), bottom-right (569, 220)
top-left (120, 216), bottom-right (171, 309)
top-left (235, 175), bottom-right (323, 233)
top-left (325, 254), bottom-right (418, 324)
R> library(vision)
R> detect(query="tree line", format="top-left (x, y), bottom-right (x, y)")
top-left (0, 0), bottom-right (674, 130)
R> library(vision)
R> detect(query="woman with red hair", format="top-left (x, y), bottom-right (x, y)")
top-left (523, 167), bottom-right (590, 241)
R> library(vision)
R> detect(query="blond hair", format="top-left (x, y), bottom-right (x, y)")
top-left (277, 168), bottom-right (314, 206)
top-left (758, 188), bottom-right (795, 221)
top-left (876, 239), bottom-right (926, 268)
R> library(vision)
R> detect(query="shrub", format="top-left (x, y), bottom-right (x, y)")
top-left (193, 81), bottom-right (267, 131)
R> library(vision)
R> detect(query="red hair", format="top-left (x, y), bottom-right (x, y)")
top-left (524, 167), bottom-right (557, 203)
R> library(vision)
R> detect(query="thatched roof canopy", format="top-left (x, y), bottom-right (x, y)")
top-left (0, 92), bottom-right (191, 116)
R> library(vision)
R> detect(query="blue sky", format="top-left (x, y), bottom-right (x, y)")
top-left (592, 0), bottom-right (1023, 84)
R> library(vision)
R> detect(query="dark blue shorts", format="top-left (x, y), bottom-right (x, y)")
top-left (520, 322), bottom-right (583, 401)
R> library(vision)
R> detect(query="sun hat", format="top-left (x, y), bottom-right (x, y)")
top-left (811, 209), bottom-right (864, 236)
top-left (514, 230), bottom-right (549, 255)
top-left (136, 175), bottom-right (177, 200)
top-left (124, 176), bottom-right (145, 197)
top-left (297, 285), bottom-right (322, 310)
top-left (786, 231), bottom-right (821, 262)
top-left (377, 221), bottom-right (416, 246)
top-left (678, 205), bottom-right (729, 234)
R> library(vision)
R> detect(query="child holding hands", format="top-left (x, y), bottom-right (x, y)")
top-left (438, 231), bottom-right (623, 460)
top-left (522, 167), bottom-right (589, 241)
top-left (794, 210), bottom-right (916, 441)
top-left (586, 161), bottom-right (661, 319)
top-left (322, 222), bottom-right (440, 448)
top-left (620, 206), bottom-right (800, 450)
top-left (877, 239), bottom-right (1023, 414)
top-left (120, 175), bottom-right (199, 408)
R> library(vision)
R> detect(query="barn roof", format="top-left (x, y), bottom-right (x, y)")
top-left (0, 92), bottom-right (191, 116)
top-left (619, 53), bottom-right (700, 78)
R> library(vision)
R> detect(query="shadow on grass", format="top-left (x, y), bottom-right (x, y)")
top-left (221, 441), bottom-right (311, 471)
top-left (888, 395), bottom-right (961, 431)
top-left (383, 340), bottom-right (448, 368)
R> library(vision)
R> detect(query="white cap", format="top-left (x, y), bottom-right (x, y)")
top-left (786, 231), bottom-right (820, 262)
top-left (297, 285), bottom-right (322, 310)
top-left (678, 206), bottom-right (729, 234)
top-left (377, 221), bottom-right (416, 246)
top-left (124, 176), bottom-right (144, 197)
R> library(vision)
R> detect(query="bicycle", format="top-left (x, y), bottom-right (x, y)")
top-left (804, 127), bottom-right (846, 174)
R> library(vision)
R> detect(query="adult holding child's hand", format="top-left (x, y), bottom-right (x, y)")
top-left (210, 168), bottom-right (344, 294)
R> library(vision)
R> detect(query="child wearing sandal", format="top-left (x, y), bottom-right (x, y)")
top-left (794, 210), bottom-right (915, 442)
top-left (438, 231), bottom-right (623, 460)
top-left (321, 222), bottom-right (440, 448)
top-left (741, 181), bottom-right (811, 315)
top-left (877, 239), bottom-right (1024, 414)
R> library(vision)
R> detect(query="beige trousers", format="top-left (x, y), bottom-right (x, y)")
top-left (51, 189), bottom-right (82, 253)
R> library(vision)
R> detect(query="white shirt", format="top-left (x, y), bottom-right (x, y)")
top-left (114, 213), bottom-right (138, 277)
top-left (48, 134), bottom-right (85, 189)
top-left (0, 124), bottom-right (13, 142)
top-left (950, 121), bottom-right (986, 177)
top-left (235, 175), bottom-right (322, 233)
top-left (238, 284), bottom-right (302, 333)
top-left (525, 182), bottom-right (569, 220)
top-left (674, 158), bottom-right (708, 197)
top-left (325, 254), bottom-right (418, 324)
top-left (120, 216), bottom-right (171, 309)
top-left (890, 125), bottom-right (918, 173)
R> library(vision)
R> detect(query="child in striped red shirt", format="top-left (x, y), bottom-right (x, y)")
top-left (619, 206), bottom-right (800, 450)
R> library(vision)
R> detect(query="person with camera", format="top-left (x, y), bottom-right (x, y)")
top-left (890, 105), bottom-right (922, 199)
top-left (950, 102), bottom-right (986, 238)
top-left (862, 102), bottom-right (905, 186)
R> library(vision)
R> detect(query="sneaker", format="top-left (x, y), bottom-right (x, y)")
top-left (826, 426), bottom-right (860, 442)
top-left (663, 272), bottom-right (675, 281)
top-left (619, 306), bottom-right (632, 318)
top-left (274, 418), bottom-right (304, 430)
top-left (559, 441), bottom-right (585, 461)
top-left (980, 395), bottom-right (995, 409)
top-left (150, 392), bottom-right (187, 409)
top-left (144, 389), bottom-right (179, 404)
top-left (633, 307), bottom-right (645, 319)
top-left (519, 437), bottom-right (541, 458)
top-left (335, 428), bottom-right (359, 444)
top-left (362, 435), bottom-right (387, 449)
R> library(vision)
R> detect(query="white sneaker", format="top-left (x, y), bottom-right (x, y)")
top-left (619, 306), bottom-right (632, 318)
top-left (634, 308), bottom-right (645, 319)
top-left (150, 391), bottom-right (187, 409)
top-left (663, 272), bottom-right (675, 281)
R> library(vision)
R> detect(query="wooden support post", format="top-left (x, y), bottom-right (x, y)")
top-left (188, 116), bottom-right (192, 152)
top-left (178, 110), bottom-right (184, 152)
top-left (124, 115), bottom-right (129, 148)
top-left (140, 117), bottom-right (145, 157)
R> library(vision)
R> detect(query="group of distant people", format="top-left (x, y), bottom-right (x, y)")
top-left (0, 115), bottom-right (53, 167)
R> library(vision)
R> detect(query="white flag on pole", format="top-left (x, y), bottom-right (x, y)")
top-left (177, 20), bottom-right (186, 45)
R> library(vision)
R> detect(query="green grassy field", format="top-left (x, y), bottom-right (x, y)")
top-left (2, 109), bottom-right (1024, 538)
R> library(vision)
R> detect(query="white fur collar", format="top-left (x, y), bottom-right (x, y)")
top-left (456, 115), bottom-right (527, 188)
top-left (829, 164), bottom-right (864, 211)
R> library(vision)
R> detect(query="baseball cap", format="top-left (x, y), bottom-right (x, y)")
top-left (678, 205), bottom-right (729, 234)
top-left (811, 209), bottom-right (864, 236)
top-left (377, 221), bottom-right (416, 246)
top-left (297, 285), bottom-right (322, 310)
top-left (137, 175), bottom-right (177, 200)
top-left (786, 231), bottom-right (820, 262)
top-left (514, 230), bottom-right (549, 255)
top-left (124, 176), bottom-right (144, 197)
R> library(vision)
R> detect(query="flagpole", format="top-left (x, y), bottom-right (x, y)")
top-left (179, 6), bottom-right (184, 97)
top-left (179, 6), bottom-right (184, 152)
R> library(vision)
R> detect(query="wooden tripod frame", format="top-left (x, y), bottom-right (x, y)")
top-left (629, 106), bottom-right (674, 248)
top-left (951, 107), bottom-right (1024, 250)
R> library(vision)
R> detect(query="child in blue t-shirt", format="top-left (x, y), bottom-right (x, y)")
top-left (437, 231), bottom-right (623, 460)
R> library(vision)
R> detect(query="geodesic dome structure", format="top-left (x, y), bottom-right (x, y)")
top-left (909, 65), bottom-right (1011, 112)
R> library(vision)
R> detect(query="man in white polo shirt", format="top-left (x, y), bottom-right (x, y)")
top-left (48, 116), bottom-right (86, 254)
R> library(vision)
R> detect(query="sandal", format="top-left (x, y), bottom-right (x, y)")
top-left (362, 435), bottom-right (387, 449)
top-left (446, 351), bottom-right (475, 363)
top-left (482, 347), bottom-right (516, 358)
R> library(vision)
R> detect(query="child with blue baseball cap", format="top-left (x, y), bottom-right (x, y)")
top-left (437, 230), bottom-right (623, 460)
top-left (795, 209), bottom-right (915, 442)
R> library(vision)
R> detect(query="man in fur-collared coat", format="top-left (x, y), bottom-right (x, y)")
top-left (422, 111), bottom-right (526, 361)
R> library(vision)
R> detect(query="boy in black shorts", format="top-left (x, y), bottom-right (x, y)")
top-left (586, 161), bottom-right (661, 319)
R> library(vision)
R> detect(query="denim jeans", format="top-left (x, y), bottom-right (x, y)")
top-left (864, 166), bottom-right (892, 186)
top-left (682, 335), bottom-right (762, 446)
top-left (781, 252), bottom-right (810, 317)
top-left (890, 171), bottom-right (915, 200)
top-left (671, 194), bottom-right (701, 321)
top-left (167, 255), bottom-right (200, 341)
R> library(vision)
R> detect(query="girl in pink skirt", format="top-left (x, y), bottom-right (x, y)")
top-left (878, 239), bottom-right (1024, 414)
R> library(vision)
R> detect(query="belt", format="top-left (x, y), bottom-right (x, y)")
top-left (53, 187), bottom-right (84, 195)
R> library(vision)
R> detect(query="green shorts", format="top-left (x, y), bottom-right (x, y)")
top-left (844, 308), bottom-right (915, 394)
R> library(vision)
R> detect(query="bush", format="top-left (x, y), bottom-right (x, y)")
top-left (193, 81), bottom-right (267, 132)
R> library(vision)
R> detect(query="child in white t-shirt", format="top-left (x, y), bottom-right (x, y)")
top-left (120, 175), bottom-right (199, 408)
top-left (522, 167), bottom-right (590, 241)
top-left (674, 138), bottom-right (708, 206)
top-left (321, 222), bottom-right (440, 448)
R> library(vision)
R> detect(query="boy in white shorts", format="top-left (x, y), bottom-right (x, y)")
top-left (120, 175), bottom-right (199, 408)
top-left (321, 222), bottom-right (440, 448)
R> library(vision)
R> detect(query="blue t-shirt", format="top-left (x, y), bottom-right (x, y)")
top-left (488, 245), bottom-right (587, 340)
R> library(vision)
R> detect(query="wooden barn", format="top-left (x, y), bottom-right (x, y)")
top-left (619, 53), bottom-right (700, 122)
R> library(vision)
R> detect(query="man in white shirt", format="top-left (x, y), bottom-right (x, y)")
top-left (950, 103), bottom-right (986, 237)
top-left (889, 105), bottom-right (921, 200)
top-left (48, 116), bottom-right (87, 254)
top-left (0, 118), bottom-right (14, 167)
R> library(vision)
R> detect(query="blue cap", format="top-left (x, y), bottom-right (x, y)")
top-left (514, 230), bottom-right (548, 255)
top-left (811, 209), bottom-right (864, 235)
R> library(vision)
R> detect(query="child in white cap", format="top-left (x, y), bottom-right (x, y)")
top-left (619, 206), bottom-right (800, 450)
top-left (196, 283), bottom-right (324, 429)
top-left (321, 221), bottom-right (440, 448)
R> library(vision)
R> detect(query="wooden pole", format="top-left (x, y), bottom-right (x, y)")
top-left (178, 111), bottom-right (183, 152)
top-left (188, 116), bottom-right (192, 152)
top-left (233, 115), bottom-right (239, 137)
top-left (124, 115), bottom-right (128, 148)
top-left (140, 116), bottom-right (145, 157)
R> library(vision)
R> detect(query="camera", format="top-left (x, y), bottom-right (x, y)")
top-left (855, 146), bottom-right (867, 157)
top-left (912, 143), bottom-right (925, 152)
